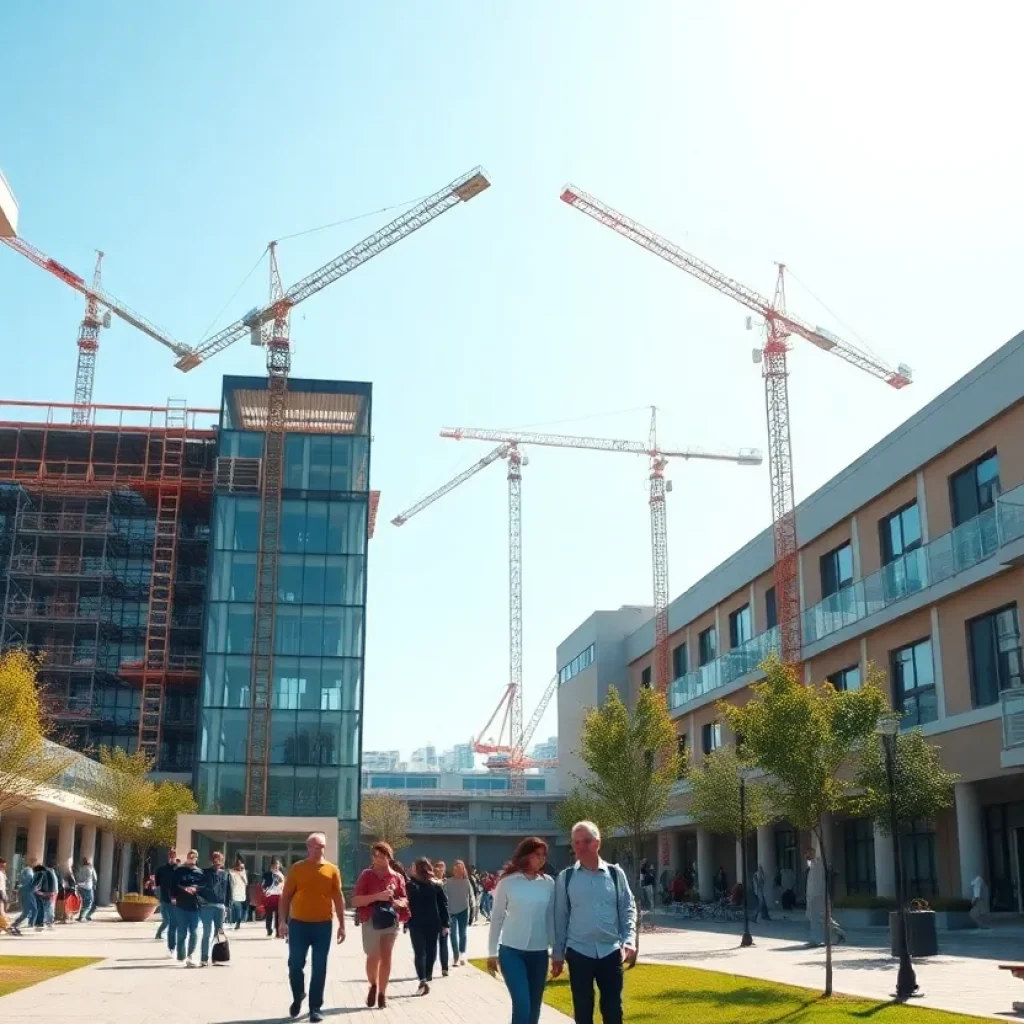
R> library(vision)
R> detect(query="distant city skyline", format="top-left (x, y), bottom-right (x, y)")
top-left (362, 735), bottom-right (558, 773)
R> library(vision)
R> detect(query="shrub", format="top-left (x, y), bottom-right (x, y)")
top-left (118, 893), bottom-right (159, 905)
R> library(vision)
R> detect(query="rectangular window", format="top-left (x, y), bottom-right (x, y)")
top-left (765, 587), bottom-right (777, 631)
top-left (677, 733), bottom-right (688, 778)
top-left (900, 820), bottom-right (939, 898)
top-left (827, 665), bottom-right (861, 692)
top-left (820, 542), bottom-right (854, 599)
top-left (880, 502), bottom-right (922, 566)
top-left (701, 722), bottom-right (722, 755)
top-left (698, 627), bottom-right (717, 667)
top-left (641, 666), bottom-right (652, 689)
top-left (968, 604), bottom-right (1022, 707)
top-left (729, 605), bottom-right (752, 649)
top-left (949, 450), bottom-right (1000, 527)
top-left (671, 643), bottom-right (687, 680)
top-left (843, 818), bottom-right (876, 896)
top-left (890, 638), bottom-right (937, 727)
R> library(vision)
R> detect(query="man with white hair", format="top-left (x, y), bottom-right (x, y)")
top-left (278, 832), bottom-right (346, 1023)
top-left (552, 821), bottom-right (636, 1024)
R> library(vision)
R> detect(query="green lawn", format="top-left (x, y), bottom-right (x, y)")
top-left (471, 960), bottom-right (985, 1024)
top-left (0, 956), bottom-right (100, 998)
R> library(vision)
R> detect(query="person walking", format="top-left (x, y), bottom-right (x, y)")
top-left (753, 863), bottom-right (771, 922)
top-left (11, 861), bottom-right (36, 935)
top-left (75, 857), bottom-right (98, 922)
top-left (199, 851), bottom-right (232, 967)
top-left (481, 872), bottom-right (496, 920)
top-left (445, 860), bottom-right (473, 967)
top-left (262, 857), bottom-right (286, 938)
top-left (487, 837), bottom-right (554, 1024)
top-left (431, 860), bottom-right (450, 976)
top-left (35, 859), bottom-right (58, 930)
top-left (804, 846), bottom-right (844, 946)
top-left (278, 831), bottom-right (346, 1024)
top-left (552, 821), bottom-right (637, 1024)
top-left (406, 857), bottom-right (449, 996)
top-left (228, 857), bottom-right (248, 931)
top-left (0, 857), bottom-right (13, 936)
top-left (173, 849), bottom-right (205, 967)
top-left (155, 848), bottom-right (179, 951)
top-left (970, 873), bottom-right (991, 928)
top-left (352, 842), bottom-right (409, 1009)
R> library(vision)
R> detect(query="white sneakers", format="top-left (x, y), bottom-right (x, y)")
top-left (185, 956), bottom-right (196, 968)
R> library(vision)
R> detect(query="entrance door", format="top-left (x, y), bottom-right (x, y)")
top-left (234, 849), bottom-right (288, 879)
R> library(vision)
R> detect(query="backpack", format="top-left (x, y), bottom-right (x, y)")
top-left (563, 863), bottom-right (623, 935)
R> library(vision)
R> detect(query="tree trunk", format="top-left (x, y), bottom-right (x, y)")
top-left (817, 821), bottom-right (833, 998)
top-left (136, 844), bottom-right (147, 895)
top-left (629, 833), bottom-right (642, 962)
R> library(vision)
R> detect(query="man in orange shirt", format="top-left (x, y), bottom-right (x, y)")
top-left (279, 832), bottom-right (346, 1022)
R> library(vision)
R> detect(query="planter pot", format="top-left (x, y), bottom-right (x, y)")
top-left (116, 900), bottom-right (159, 923)
top-left (890, 910), bottom-right (939, 957)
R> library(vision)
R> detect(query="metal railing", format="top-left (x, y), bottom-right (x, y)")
top-left (1002, 689), bottom-right (1024, 749)
top-left (407, 815), bottom-right (548, 833)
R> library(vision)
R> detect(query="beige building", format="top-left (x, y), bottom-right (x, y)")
top-left (557, 328), bottom-right (1024, 911)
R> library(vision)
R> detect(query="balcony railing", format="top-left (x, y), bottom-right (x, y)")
top-left (407, 816), bottom-right (550, 833)
top-left (668, 481), bottom-right (1024, 711)
top-left (1002, 689), bottom-right (1024, 749)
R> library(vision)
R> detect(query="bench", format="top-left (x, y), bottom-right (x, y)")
top-left (998, 965), bottom-right (1024, 1014)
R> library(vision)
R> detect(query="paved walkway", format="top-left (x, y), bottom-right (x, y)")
top-left (2, 909), bottom-right (1024, 1021)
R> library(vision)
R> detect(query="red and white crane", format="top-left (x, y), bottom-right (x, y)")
top-left (559, 185), bottom-right (912, 666)
top-left (441, 418), bottom-right (762, 692)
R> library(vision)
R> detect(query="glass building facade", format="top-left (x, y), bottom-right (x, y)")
top-left (196, 376), bottom-right (370, 879)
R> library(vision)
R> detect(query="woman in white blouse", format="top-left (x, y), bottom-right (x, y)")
top-left (487, 837), bottom-right (555, 1024)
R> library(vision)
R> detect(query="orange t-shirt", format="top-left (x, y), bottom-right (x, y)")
top-left (284, 860), bottom-right (343, 923)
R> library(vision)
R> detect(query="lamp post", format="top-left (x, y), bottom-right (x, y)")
top-left (739, 768), bottom-right (753, 947)
top-left (877, 714), bottom-right (918, 1001)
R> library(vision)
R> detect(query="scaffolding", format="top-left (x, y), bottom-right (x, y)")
top-left (0, 399), bottom-right (217, 768)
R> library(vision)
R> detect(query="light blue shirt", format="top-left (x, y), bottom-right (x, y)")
top-left (552, 858), bottom-right (637, 961)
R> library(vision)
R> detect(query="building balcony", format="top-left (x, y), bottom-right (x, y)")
top-left (0, 167), bottom-right (18, 237)
top-left (406, 815), bottom-right (553, 834)
top-left (669, 481), bottom-right (1024, 712)
top-left (1001, 689), bottom-right (1024, 768)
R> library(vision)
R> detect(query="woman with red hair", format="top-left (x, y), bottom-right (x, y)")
top-left (486, 837), bottom-right (554, 1024)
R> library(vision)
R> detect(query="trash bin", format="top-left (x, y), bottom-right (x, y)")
top-left (889, 909), bottom-right (938, 957)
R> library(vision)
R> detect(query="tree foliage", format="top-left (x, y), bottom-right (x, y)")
top-left (360, 793), bottom-right (412, 853)
top-left (687, 744), bottom-right (772, 840)
top-left (850, 727), bottom-right (958, 834)
top-left (553, 786), bottom-right (622, 841)
top-left (144, 781), bottom-right (198, 849)
top-left (0, 649), bottom-right (77, 815)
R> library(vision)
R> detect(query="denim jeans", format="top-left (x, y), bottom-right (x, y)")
top-left (229, 900), bottom-right (245, 927)
top-left (499, 945), bottom-right (549, 1024)
top-left (449, 909), bottom-right (468, 958)
top-left (175, 907), bottom-right (200, 960)
top-left (35, 894), bottom-right (55, 927)
top-left (77, 888), bottom-right (95, 921)
top-left (13, 890), bottom-right (36, 929)
top-left (156, 900), bottom-right (174, 942)
top-left (199, 904), bottom-right (226, 963)
top-left (288, 919), bottom-right (332, 1013)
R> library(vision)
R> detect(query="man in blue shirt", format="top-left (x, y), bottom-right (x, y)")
top-left (552, 821), bottom-right (637, 1024)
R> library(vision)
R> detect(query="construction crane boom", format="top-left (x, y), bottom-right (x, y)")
top-left (512, 671), bottom-right (558, 763)
top-left (0, 235), bottom-right (190, 360)
top-left (176, 166), bottom-right (491, 370)
top-left (72, 251), bottom-right (106, 423)
top-left (559, 186), bottom-right (912, 389)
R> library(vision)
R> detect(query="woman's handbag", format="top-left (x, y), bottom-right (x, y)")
top-left (371, 901), bottom-right (398, 931)
top-left (211, 930), bottom-right (231, 964)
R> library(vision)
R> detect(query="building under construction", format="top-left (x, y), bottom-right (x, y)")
top-left (0, 376), bottom-right (373, 872)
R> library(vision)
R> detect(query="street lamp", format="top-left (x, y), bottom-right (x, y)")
top-left (739, 767), bottom-right (755, 948)
top-left (877, 714), bottom-right (918, 1001)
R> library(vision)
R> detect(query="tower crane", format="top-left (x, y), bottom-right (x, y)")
top-left (559, 185), bottom-right (912, 666)
top-left (72, 251), bottom-right (108, 422)
top-left (441, 418), bottom-right (762, 691)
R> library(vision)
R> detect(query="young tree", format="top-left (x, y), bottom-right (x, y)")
top-left (360, 793), bottom-right (412, 853)
top-left (719, 655), bottom-right (888, 997)
top-left (0, 649), bottom-right (77, 814)
top-left (137, 781), bottom-right (197, 891)
top-left (553, 786), bottom-right (622, 842)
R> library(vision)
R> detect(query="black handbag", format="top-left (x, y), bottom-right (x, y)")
top-left (211, 930), bottom-right (230, 964)
top-left (371, 902), bottom-right (398, 931)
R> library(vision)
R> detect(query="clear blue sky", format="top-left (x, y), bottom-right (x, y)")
top-left (3, 2), bottom-right (1022, 757)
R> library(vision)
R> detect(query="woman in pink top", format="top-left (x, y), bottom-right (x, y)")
top-left (351, 842), bottom-right (409, 1010)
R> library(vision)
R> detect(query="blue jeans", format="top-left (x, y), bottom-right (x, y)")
top-left (449, 909), bottom-right (468, 957)
top-left (156, 900), bottom-right (176, 947)
top-left (78, 888), bottom-right (95, 921)
top-left (13, 890), bottom-right (36, 929)
top-left (200, 904), bottom-right (226, 963)
top-left (35, 894), bottom-right (54, 927)
top-left (232, 900), bottom-right (247, 927)
top-left (288, 920), bottom-right (332, 1013)
top-left (499, 945), bottom-right (549, 1024)
top-left (175, 907), bottom-right (200, 960)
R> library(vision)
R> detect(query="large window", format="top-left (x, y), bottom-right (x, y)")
top-left (827, 665), bottom-right (861, 692)
top-left (900, 820), bottom-right (939, 898)
top-left (890, 638), bottom-right (937, 727)
top-left (284, 434), bottom-right (369, 493)
top-left (880, 502), bottom-right (922, 565)
top-left (701, 722), bottom-right (722, 755)
top-left (640, 666), bottom-right (652, 689)
top-left (820, 542), bottom-right (854, 599)
top-left (949, 451), bottom-right (1000, 527)
top-left (729, 605), bottom-right (752, 649)
top-left (698, 627), bottom-right (717, 667)
top-left (765, 587), bottom-right (777, 631)
top-left (677, 733), bottom-right (688, 778)
top-left (672, 643), bottom-right (687, 680)
top-left (558, 643), bottom-right (595, 685)
top-left (968, 605), bottom-right (1022, 707)
top-left (843, 818), bottom-right (876, 896)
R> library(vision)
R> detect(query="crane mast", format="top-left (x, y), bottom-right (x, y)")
top-left (72, 251), bottom-right (106, 423)
top-left (559, 185), bottom-right (911, 665)
top-left (648, 408), bottom-right (671, 691)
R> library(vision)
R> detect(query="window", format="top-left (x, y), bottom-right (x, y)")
top-left (949, 451), bottom-right (1000, 527)
top-left (729, 605), bottom-right (752, 649)
top-left (558, 643), bottom-right (595, 685)
top-left (880, 502), bottom-right (922, 566)
top-left (677, 733), bottom-right (688, 778)
top-left (671, 643), bottom-right (687, 680)
top-left (827, 665), bottom-right (861, 691)
top-left (701, 722), bottom-right (722, 755)
top-left (491, 804), bottom-right (530, 821)
top-left (890, 638), bottom-right (937, 727)
top-left (765, 587), bottom-right (777, 631)
top-left (525, 778), bottom-right (545, 792)
top-left (641, 666), bottom-right (652, 689)
top-left (900, 820), bottom-right (939, 898)
top-left (968, 605), bottom-right (1022, 707)
top-left (820, 542), bottom-right (854, 599)
top-left (698, 627), bottom-right (717, 667)
top-left (843, 818), bottom-right (876, 896)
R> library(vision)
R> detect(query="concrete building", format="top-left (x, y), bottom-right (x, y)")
top-left (410, 744), bottom-right (439, 771)
top-left (531, 736), bottom-right (558, 763)
top-left (556, 329), bottom-right (1024, 910)
top-left (440, 742), bottom-right (475, 772)
top-left (362, 749), bottom-right (401, 772)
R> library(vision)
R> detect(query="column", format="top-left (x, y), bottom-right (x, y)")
top-left (118, 845), bottom-right (132, 896)
top-left (697, 827), bottom-right (714, 901)
top-left (468, 834), bottom-right (478, 867)
top-left (0, 816), bottom-right (19, 868)
top-left (955, 782), bottom-right (985, 899)
top-left (79, 824), bottom-right (97, 865)
top-left (26, 809), bottom-right (47, 866)
top-left (916, 470), bottom-right (930, 543)
top-left (97, 831), bottom-right (115, 906)
top-left (757, 825), bottom-right (778, 907)
top-left (659, 830), bottom-right (680, 874)
top-left (873, 824), bottom-right (896, 899)
top-left (57, 814), bottom-right (76, 870)
top-left (930, 607), bottom-right (947, 719)
top-left (851, 514), bottom-right (862, 579)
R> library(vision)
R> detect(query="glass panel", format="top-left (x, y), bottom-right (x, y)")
top-left (200, 708), bottom-right (249, 762)
top-left (233, 498), bottom-right (259, 551)
top-left (324, 555), bottom-right (364, 605)
top-left (320, 659), bottom-right (360, 711)
top-left (213, 765), bottom-right (246, 814)
top-left (306, 501), bottom-right (328, 553)
top-left (303, 555), bottom-right (327, 604)
top-left (331, 437), bottom-right (352, 491)
top-left (273, 658), bottom-right (302, 710)
top-left (274, 605), bottom-right (302, 656)
top-left (308, 437), bottom-right (332, 491)
top-left (294, 767), bottom-right (319, 815)
top-left (270, 710), bottom-right (297, 764)
top-left (206, 603), bottom-right (228, 654)
top-left (970, 615), bottom-right (999, 707)
top-left (294, 711), bottom-right (324, 764)
top-left (226, 604), bottom-right (254, 654)
top-left (284, 435), bottom-right (307, 490)
top-left (229, 553), bottom-right (257, 602)
top-left (322, 607), bottom-right (363, 658)
top-left (277, 555), bottom-right (304, 603)
top-left (328, 501), bottom-right (367, 555)
top-left (317, 768), bottom-right (339, 815)
top-left (280, 499), bottom-right (306, 553)
top-left (301, 606), bottom-right (324, 657)
top-left (267, 766), bottom-right (294, 815)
